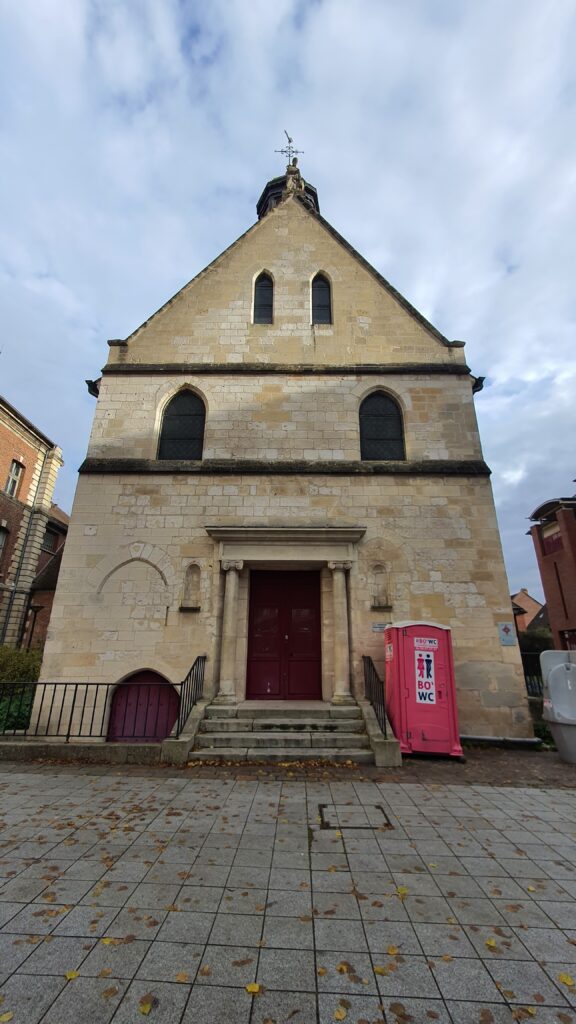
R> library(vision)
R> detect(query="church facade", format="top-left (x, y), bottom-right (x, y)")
top-left (40, 164), bottom-right (531, 740)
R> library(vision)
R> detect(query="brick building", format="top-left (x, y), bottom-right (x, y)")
top-left (0, 395), bottom-right (66, 648)
top-left (529, 495), bottom-right (576, 650)
top-left (39, 162), bottom-right (531, 743)
top-left (510, 588), bottom-right (543, 633)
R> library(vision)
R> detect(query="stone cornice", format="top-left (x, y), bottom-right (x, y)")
top-left (79, 457), bottom-right (491, 477)
top-left (206, 526), bottom-right (366, 544)
top-left (101, 362), bottom-right (470, 377)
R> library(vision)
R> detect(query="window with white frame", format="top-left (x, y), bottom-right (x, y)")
top-left (5, 460), bottom-right (24, 498)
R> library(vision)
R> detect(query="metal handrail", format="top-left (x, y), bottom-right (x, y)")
top-left (0, 655), bottom-right (207, 743)
top-left (175, 655), bottom-right (206, 737)
top-left (362, 655), bottom-right (387, 737)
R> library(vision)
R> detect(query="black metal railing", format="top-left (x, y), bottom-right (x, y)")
top-left (176, 655), bottom-right (206, 737)
top-left (0, 655), bottom-right (206, 743)
top-left (362, 655), bottom-right (387, 737)
top-left (521, 651), bottom-right (544, 697)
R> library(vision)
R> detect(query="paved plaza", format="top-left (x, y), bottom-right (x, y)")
top-left (0, 763), bottom-right (575, 1023)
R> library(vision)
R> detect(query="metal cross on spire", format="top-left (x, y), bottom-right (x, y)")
top-left (275, 130), bottom-right (304, 164)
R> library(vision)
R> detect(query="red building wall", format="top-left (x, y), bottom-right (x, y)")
top-left (531, 509), bottom-right (576, 649)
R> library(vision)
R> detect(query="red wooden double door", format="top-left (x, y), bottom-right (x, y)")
top-left (246, 571), bottom-right (322, 700)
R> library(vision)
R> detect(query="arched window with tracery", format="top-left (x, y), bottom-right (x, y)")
top-left (253, 272), bottom-right (273, 324)
top-left (312, 273), bottom-right (331, 324)
top-left (158, 390), bottom-right (205, 460)
top-left (359, 391), bottom-right (405, 460)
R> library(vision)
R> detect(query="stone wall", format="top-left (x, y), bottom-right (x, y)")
top-left (38, 190), bottom-right (531, 739)
top-left (41, 470), bottom-right (530, 737)
top-left (88, 373), bottom-right (482, 464)
top-left (106, 195), bottom-right (465, 368)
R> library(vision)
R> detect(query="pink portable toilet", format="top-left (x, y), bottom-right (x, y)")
top-left (384, 621), bottom-right (463, 757)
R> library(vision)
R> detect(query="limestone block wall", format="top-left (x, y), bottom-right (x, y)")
top-left (40, 471), bottom-right (531, 738)
top-left (106, 196), bottom-right (467, 368)
top-left (87, 374), bottom-right (483, 464)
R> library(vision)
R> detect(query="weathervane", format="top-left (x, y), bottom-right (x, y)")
top-left (275, 130), bottom-right (304, 164)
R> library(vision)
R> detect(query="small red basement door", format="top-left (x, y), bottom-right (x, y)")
top-left (246, 571), bottom-right (322, 700)
top-left (107, 671), bottom-right (179, 742)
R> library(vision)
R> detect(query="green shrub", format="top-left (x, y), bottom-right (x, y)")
top-left (518, 628), bottom-right (554, 654)
top-left (0, 647), bottom-right (41, 731)
top-left (0, 646), bottom-right (42, 682)
top-left (532, 719), bottom-right (555, 748)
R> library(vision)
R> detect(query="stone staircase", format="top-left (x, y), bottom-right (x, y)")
top-left (189, 700), bottom-right (376, 763)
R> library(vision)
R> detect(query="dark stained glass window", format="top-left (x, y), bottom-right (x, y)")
top-left (359, 391), bottom-right (405, 460)
top-left (158, 391), bottom-right (205, 460)
top-left (312, 273), bottom-right (331, 324)
top-left (254, 272), bottom-right (273, 324)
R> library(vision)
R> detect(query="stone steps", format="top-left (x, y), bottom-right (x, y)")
top-left (188, 746), bottom-right (375, 763)
top-left (205, 703), bottom-right (362, 720)
top-left (191, 699), bottom-right (375, 764)
top-left (201, 717), bottom-right (365, 733)
top-left (195, 730), bottom-right (371, 749)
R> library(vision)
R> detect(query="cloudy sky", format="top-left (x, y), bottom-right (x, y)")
top-left (1, 0), bottom-right (575, 600)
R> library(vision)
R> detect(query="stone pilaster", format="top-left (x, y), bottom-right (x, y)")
top-left (215, 560), bottom-right (244, 703)
top-left (329, 560), bottom-right (354, 703)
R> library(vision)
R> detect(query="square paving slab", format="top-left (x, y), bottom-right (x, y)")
top-left (0, 763), bottom-right (575, 1022)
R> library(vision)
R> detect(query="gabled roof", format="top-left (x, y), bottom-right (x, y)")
top-left (48, 503), bottom-right (70, 528)
top-left (511, 589), bottom-right (541, 606)
top-left (114, 192), bottom-right (462, 353)
top-left (529, 497), bottom-right (576, 522)
top-left (31, 546), bottom-right (63, 592)
top-left (0, 394), bottom-right (57, 448)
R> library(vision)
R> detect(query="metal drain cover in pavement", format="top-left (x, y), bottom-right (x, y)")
top-left (318, 804), bottom-right (393, 830)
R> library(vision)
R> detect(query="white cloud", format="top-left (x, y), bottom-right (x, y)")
top-left (1, 0), bottom-right (575, 601)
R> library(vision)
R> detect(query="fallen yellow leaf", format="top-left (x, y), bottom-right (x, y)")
top-left (558, 973), bottom-right (575, 988)
top-left (334, 1010), bottom-right (347, 1022)
top-left (0, 1014), bottom-right (13, 1023)
top-left (526, 886), bottom-right (537, 892)
top-left (317, 967), bottom-right (328, 976)
top-left (386, 945), bottom-right (399, 955)
top-left (138, 993), bottom-right (156, 1016)
top-left (245, 983), bottom-right (261, 994)
top-left (396, 886), bottom-right (409, 900)
top-left (65, 970), bottom-right (80, 980)
top-left (441, 954), bottom-right (453, 962)
top-left (374, 966), bottom-right (387, 975)
top-left (175, 972), bottom-right (190, 983)
top-left (485, 939), bottom-right (497, 949)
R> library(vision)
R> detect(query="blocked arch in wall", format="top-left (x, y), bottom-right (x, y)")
top-left (88, 545), bottom-right (176, 594)
top-left (107, 670), bottom-right (179, 742)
